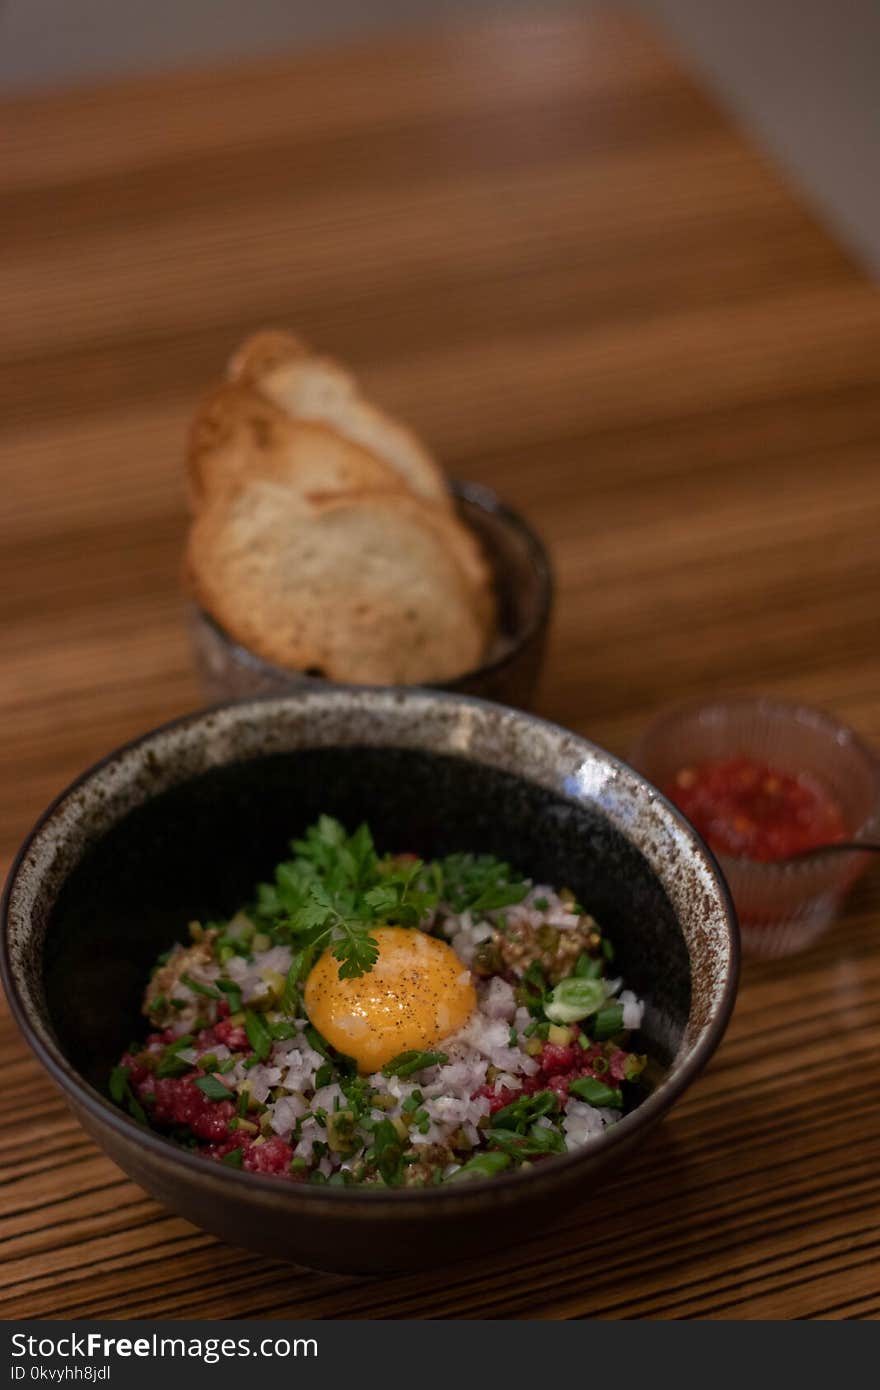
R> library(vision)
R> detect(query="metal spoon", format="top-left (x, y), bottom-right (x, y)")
top-left (778, 841), bottom-right (880, 864)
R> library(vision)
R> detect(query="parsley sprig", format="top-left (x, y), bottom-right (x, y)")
top-left (252, 818), bottom-right (531, 990)
top-left (437, 852), bottom-right (529, 914)
top-left (257, 817), bottom-right (439, 987)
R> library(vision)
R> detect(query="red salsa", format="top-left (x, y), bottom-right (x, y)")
top-left (665, 756), bottom-right (845, 862)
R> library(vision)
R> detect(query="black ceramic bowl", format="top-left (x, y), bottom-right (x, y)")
top-left (189, 481), bottom-right (554, 709)
top-left (2, 690), bottom-right (738, 1274)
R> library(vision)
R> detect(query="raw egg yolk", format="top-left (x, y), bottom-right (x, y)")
top-left (303, 926), bottom-right (476, 1074)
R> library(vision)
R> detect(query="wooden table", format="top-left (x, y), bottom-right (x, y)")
top-left (2, 7), bottom-right (879, 1320)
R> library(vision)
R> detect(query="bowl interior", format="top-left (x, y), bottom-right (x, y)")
top-left (42, 745), bottom-right (689, 1095)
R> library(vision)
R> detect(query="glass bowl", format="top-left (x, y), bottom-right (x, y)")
top-left (188, 480), bottom-right (553, 710)
top-left (631, 696), bottom-right (880, 958)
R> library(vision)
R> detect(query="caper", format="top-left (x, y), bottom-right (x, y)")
top-left (473, 940), bottom-right (502, 976)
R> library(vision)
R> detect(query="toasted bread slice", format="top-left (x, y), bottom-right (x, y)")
top-left (186, 484), bottom-right (487, 684)
top-left (335, 488), bottom-right (496, 636)
top-left (228, 331), bottom-right (450, 509)
top-left (187, 383), bottom-right (407, 509)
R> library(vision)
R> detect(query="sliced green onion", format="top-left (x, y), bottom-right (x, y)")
top-left (108, 1066), bottom-right (129, 1103)
top-left (195, 1075), bottom-right (234, 1101)
top-left (574, 953), bottom-right (603, 980)
top-left (568, 1077), bottom-right (623, 1108)
top-left (447, 1151), bottom-right (512, 1181)
top-left (370, 1119), bottom-right (404, 1186)
top-left (215, 978), bottom-right (243, 1012)
top-left (180, 973), bottom-right (221, 999)
top-left (593, 1003), bottom-right (624, 1039)
top-left (544, 976), bottom-right (605, 1024)
top-left (382, 1049), bottom-right (448, 1079)
top-left (244, 1008), bottom-right (272, 1061)
top-left (304, 1025), bottom-right (331, 1060)
top-left (221, 1147), bottom-right (244, 1168)
top-left (127, 1093), bottom-right (148, 1126)
top-left (492, 1089), bottom-right (559, 1131)
top-left (155, 1053), bottom-right (192, 1079)
top-left (486, 1122), bottom-right (565, 1156)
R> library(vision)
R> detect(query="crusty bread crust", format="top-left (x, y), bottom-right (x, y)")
top-left (227, 328), bottom-right (309, 385)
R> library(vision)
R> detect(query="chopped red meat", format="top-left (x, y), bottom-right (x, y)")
top-left (142, 1076), bottom-right (235, 1142)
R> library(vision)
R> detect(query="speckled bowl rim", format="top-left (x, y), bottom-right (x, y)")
top-left (192, 480), bottom-right (555, 691)
top-left (1, 688), bottom-right (739, 1208)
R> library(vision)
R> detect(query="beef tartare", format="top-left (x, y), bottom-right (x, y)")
top-left (111, 816), bottom-right (646, 1186)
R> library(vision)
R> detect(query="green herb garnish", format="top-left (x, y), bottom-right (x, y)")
top-left (492, 1090), bottom-right (560, 1132)
top-left (108, 1065), bottom-right (148, 1125)
top-left (574, 952), bottom-right (603, 980)
top-left (215, 978), bottom-right (243, 1012)
top-left (486, 1123), bottom-right (565, 1157)
top-left (246, 821), bottom-right (532, 985)
top-left (244, 1009), bottom-right (272, 1061)
top-left (438, 852), bottom-right (529, 915)
top-left (593, 1003), bottom-right (625, 1040)
top-left (180, 973), bottom-right (221, 999)
top-left (568, 1077), bottom-right (623, 1108)
top-left (544, 977), bottom-right (605, 1024)
top-left (447, 1151), bottom-right (512, 1182)
top-left (155, 1034), bottom-right (197, 1078)
top-left (370, 1118), bottom-right (405, 1187)
top-left (382, 1049), bottom-right (448, 1079)
top-left (195, 1075), bottom-right (234, 1101)
top-left (108, 1065), bottom-right (129, 1103)
top-left (257, 818), bottom-right (440, 984)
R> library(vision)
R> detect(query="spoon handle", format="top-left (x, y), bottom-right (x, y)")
top-left (782, 840), bottom-right (880, 863)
